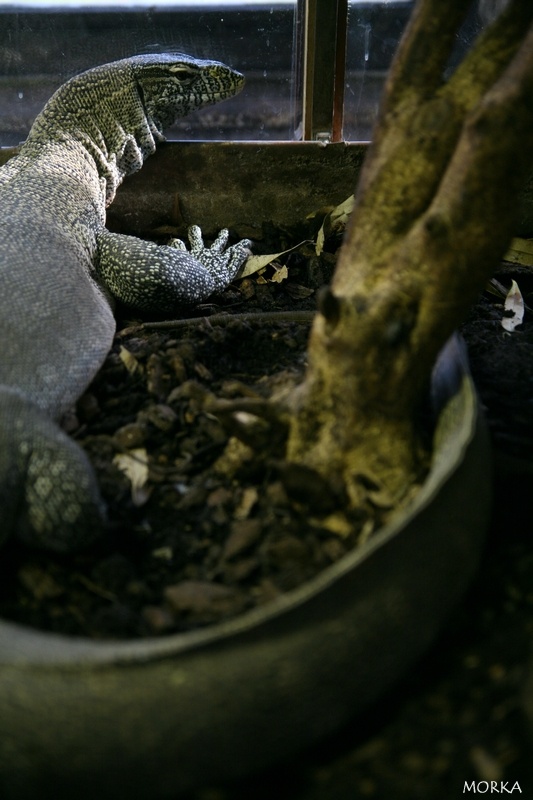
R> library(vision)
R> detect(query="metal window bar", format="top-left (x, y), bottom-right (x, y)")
top-left (298, 0), bottom-right (349, 142)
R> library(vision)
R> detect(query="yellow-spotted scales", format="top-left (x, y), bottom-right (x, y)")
top-left (0, 54), bottom-right (251, 551)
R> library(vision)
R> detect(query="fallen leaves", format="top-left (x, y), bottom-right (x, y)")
top-left (316, 194), bottom-right (354, 255)
top-left (239, 241), bottom-right (312, 279)
top-left (501, 280), bottom-right (525, 333)
top-left (113, 448), bottom-right (151, 506)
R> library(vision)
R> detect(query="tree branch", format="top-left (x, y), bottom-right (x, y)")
top-left (286, 0), bottom-right (533, 510)
top-left (442, 0), bottom-right (533, 113)
top-left (337, 0), bottom-right (533, 293)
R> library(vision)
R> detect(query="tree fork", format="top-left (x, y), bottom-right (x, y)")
top-left (286, 0), bottom-right (533, 509)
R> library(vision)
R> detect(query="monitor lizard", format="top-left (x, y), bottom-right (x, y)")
top-left (0, 53), bottom-right (251, 552)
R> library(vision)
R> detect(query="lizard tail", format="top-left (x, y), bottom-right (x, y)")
top-left (0, 390), bottom-right (105, 552)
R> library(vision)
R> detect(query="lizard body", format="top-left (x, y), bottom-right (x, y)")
top-left (0, 54), bottom-right (251, 551)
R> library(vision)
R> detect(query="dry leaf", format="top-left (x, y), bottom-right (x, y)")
top-left (118, 345), bottom-right (141, 375)
top-left (270, 265), bottom-right (289, 283)
top-left (316, 194), bottom-right (354, 255)
top-left (501, 279), bottom-right (524, 332)
top-left (239, 241), bottom-right (310, 278)
top-left (503, 237), bottom-right (533, 268)
top-left (313, 512), bottom-right (352, 537)
top-left (234, 487), bottom-right (259, 521)
top-left (113, 448), bottom-right (151, 506)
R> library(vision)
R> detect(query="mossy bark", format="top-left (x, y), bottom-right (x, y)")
top-left (287, 0), bottom-right (533, 507)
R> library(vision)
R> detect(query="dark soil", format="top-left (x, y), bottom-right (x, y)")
top-left (0, 242), bottom-right (336, 637)
top-left (2, 242), bottom-right (533, 797)
top-left (2, 218), bottom-right (430, 640)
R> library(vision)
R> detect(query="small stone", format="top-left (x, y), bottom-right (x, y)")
top-left (220, 380), bottom-right (261, 399)
top-left (211, 505), bottom-right (230, 526)
top-left (142, 605), bottom-right (175, 633)
top-left (223, 518), bottom-right (262, 560)
top-left (207, 486), bottom-right (233, 507)
top-left (318, 511), bottom-right (352, 537)
top-left (223, 557), bottom-right (259, 582)
top-left (212, 436), bottom-right (255, 478)
top-left (146, 353), bottom-right (171, 398)
top-left (176, 484), bottom-right (208, 510)
top-left (320, 537), bottom-right (347, 562)
top-left (194, 362), bottom-right (213, 381)
top-left (172, 342), bottom-right (195, 363)
top-left (113, 422), bottom-right (148, 449)
top-left (167, 379), bottom-right (209, 403)
top-left (151, 546), bottom-right (173, 561)
top-left (164, 580), bottom-right (245, 622)
top-left (167, 352), bottom-right (188, 382)
top-left (138, 403), bottom-right (177, 431)
top-left (120, 336), bottom-right (151, 358)
top-left (265, 480), bottom-right (289, 506)
top-left (234, 486), bottom-right (259, 521)
top-left (261, 535), bottom-right (308, 568)
top-left (238, 278), bottom-right (256, 299)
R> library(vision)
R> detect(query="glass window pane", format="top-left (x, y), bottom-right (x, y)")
top-left (0, 1), bottom-right (297, 146)
top-left (343, 0), bottom-right (498, 142)
top-left (344, 0), bottom-right (414, 142)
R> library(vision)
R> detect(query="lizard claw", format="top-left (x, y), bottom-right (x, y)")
top-left (168, 237), bottom-right (188, 252)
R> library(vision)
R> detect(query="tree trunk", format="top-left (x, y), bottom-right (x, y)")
top-left (286, 0), bottom-right (533, 509)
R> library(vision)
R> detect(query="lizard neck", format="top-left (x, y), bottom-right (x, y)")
top-left (23, 64), bottom-right (162, 206)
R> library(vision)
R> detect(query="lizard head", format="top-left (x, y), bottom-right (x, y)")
top-left (130, 53), bottom-right (245, 133)
top-left (22, 53), bottom-right (246, 201)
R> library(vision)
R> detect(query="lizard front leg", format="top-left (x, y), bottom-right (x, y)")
top-left (97, 226), bottom-right (252, 313)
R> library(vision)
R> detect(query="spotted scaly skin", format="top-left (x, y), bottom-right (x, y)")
top-left (0, 54), bottom-right (251, 551)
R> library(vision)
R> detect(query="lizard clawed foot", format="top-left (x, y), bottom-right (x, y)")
top-left (169, 225), bottom-right (252, 289)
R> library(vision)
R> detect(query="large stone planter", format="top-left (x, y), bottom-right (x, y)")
top-left (0, 334), bottom-right (491, 800)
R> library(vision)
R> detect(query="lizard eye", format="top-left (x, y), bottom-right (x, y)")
top-left (169, 66), bottom-right (198, 82)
